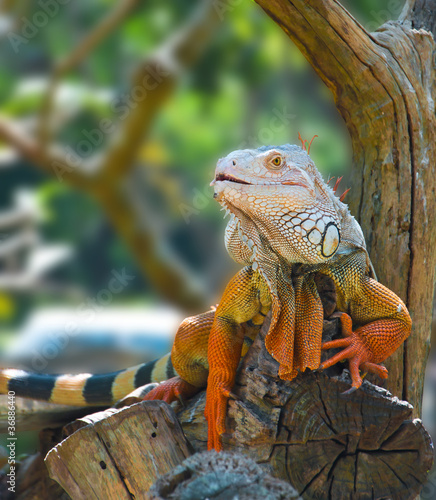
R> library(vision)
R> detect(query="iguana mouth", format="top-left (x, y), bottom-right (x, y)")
top-left (214, 173), bottom-right (308, 189)
top-left (215, 173), bottom-right (251, 185)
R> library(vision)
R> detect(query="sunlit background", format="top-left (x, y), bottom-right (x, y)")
top-left (1, 0), bottom-right (434, 485)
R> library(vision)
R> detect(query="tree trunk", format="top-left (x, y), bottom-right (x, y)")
top-left (149, 451), bottom-right (301, 499)
top-left (254, 0), bottom-right (436, 417)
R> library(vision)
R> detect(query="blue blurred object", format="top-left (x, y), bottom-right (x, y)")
top-left (1, 306), bottom-right (183, 373)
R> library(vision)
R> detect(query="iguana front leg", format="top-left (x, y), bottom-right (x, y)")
top-left (205, 266), bottom-right (270, 451)
top-left (321, 262), bottom-right (411, 393)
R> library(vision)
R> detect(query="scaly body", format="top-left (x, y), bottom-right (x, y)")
top-left (0, 144), bottom-right (411, 451)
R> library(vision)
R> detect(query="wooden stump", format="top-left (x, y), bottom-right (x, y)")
top-left (39, 317), bottom-right (433, 499)
top-left (45, 401), bottom-right (193, 499)
top-left (177, 318), bottom-right (434, 499)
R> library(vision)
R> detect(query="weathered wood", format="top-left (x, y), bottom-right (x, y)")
top-left (254, 0), bottom-right (436, 418)
top-left (149, 451), bottom-right (300, 499)
top-left (0, 429), bottom-right (69, 500)
top-left (45, 400), bottom-right (192, 500)
top-left (61, 407), bottom-right (123, 438)
top-left (15, 316), bottom-right (430, 500)
top-left (177, 318), bottom-right (434, 499)
top-left (401, 0), bottom-right (436, 36)
top-left (12, 453), bottom-right (69, 500)
top-left (0, 396), bottom-right (104, 433)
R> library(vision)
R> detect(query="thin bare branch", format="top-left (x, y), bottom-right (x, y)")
top-left (0, 116), bottom-right (90, 189)
top-left (58, 0), bottom-right (139, 75)
top-left (37, 0), bottom-right (140, 148)
top-left (100, 0), bottom-right (221, 180)
top-left (398, 0), bottom-right (416, 21)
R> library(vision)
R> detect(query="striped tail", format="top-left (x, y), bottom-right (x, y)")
top-left (0, 352), bottom-right (176, 406)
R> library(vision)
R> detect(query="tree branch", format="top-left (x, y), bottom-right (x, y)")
top-left (99, 0), bottom-right (221, 180)
top-left (254, 1), bottom-right (378, 103)
top-left (37, 0), bottom-right (140, 149)
top-left (0, 117), bottom-right (91, 189)
top-left (398, 0), bottom-right (416, 22)
top-left (57, 0), bottom-right (140, 75)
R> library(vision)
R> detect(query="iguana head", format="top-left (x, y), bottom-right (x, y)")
top-left (211, 144), bottom-right (366, 268)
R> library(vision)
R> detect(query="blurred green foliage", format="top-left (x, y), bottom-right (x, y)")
top-left (0, 0), bottom-right (404, 324)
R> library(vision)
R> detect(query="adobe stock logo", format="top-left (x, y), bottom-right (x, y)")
top-left (7, 0), bottom-right (72, 54)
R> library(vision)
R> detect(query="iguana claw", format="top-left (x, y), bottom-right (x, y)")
top-left (320, 312), bottom-right (389, 392)
top-left (142, 376), bottom-right (199, 405)
top-left (204, 377), bottom-right (232, 451)
top-left (341, 386), bottom-right (358, 396)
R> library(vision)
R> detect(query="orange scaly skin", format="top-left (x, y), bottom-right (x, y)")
top-left (143, 266), bottom-right (271, 451)
top-left (144, 309), bottom-right (215, 403)
top-left (145, 145), bottom-right (411, 451)
top-left (0, 144), bottom-right (411, 453)
top-left (204, 267), bottom-right (271, 451)
top-left (144, 376), bottom-right (199, 404)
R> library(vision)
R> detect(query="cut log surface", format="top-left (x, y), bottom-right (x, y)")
top-left (45, 400), bottom-right (193, 500)
top-left (177, 318), bottom-right (434, 499)
top-left (42, 318), bottom-right (433, 500)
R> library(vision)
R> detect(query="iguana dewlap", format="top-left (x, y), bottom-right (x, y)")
top-left (0, 144), bottom-right (411, 452)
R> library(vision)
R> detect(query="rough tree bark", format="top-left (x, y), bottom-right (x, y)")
top-left (253, 0), bottom-right (436, 416)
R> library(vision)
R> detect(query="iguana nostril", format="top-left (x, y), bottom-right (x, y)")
top-left (232, 160), bottom-right (237, 166)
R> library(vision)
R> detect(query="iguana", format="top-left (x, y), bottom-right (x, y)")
top-left (0, 144), bottom-right (411, 451)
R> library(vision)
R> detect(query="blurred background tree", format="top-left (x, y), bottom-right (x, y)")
top-left (8, 0), bottom-right (436, 467)
top-left (0, 0), bottom-right (400, 328)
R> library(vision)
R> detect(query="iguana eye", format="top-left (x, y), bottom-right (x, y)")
top-left (269, 155), bottom-right (283, 169)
